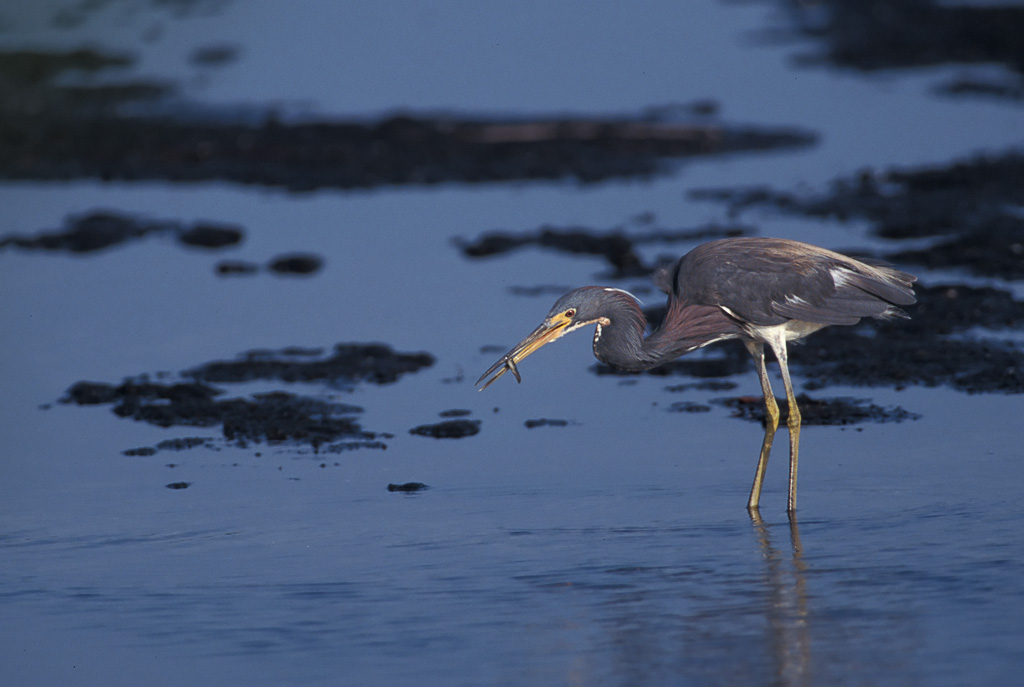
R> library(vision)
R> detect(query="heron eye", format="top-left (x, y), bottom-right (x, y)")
top-left (565, 309), bottom-right (576, 318)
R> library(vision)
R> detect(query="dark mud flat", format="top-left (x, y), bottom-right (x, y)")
top-left (0, 208), bottom-right (328, 276)
top-left (409, 420), bottom-right (481, 439)
top-left (0, 209), bottom-right (242, 253)
top-left (386, 482), bottom-right (429, 493)
top-left (123, 437), bottom-right (210, 456)
top-left (439, 409), bottom-right (473, 418)
top-left (0, 109), bottom-right (817, 189)
top-left (68, 381), bottom-right (374, 451)
top-left (62, 344), bottom-right (434, 453)
top-left (266, 254), bottom-right (323, 275)
top-left (215, 253), bottom-right (326, 277)
top-left (773, 0), bottom-right (1024, 100)
top-left (185, 344), bottom-right (433, 388)
top-left (792, 284), bottom-right (1024, 394)
top-left (524, 418), bottom-right (571, 428)
top-left (715, 394), bottom-right (920, 426)
top-left (0, 48), bottom-right (815, 190)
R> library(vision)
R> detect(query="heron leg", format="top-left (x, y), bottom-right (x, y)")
top-left (770, 341), bottom-right (801, 513)
top-left (745, 341), bottom-right (779, 511)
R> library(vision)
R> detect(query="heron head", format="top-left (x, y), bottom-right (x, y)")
top-left (476, 287), bottom-right (640, 390)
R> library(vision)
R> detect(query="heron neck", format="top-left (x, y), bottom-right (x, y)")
top-left (593, 302), bottom-right (735, 372)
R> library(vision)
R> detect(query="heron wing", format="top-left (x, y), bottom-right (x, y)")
top-left (771, 262), bottom-right (916, 324)
top-left (770, 295), bottom-right (882, 325)
top-left (828, 264), bottom-right (917, 306)
top-left (669, 237), bottom-right (916, 327)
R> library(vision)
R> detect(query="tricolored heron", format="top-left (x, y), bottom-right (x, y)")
top-left (477, 237), bottom-right (916, 512)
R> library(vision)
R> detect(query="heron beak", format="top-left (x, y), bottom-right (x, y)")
top-left (476, 314), bottom-right (573, 390)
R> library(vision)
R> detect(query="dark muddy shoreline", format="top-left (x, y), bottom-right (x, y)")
top-left (774, 0), bottom-right (1024, 102)
top-left (0, 47), bottom-right (815, 190)
top-left (61, 344), bottom-right (434, 453)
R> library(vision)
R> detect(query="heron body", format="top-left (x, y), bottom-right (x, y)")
top-left (477, 237), bottom-right (917, 512)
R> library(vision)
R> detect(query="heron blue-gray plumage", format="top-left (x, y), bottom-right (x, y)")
top-left (476, 237), bottom-right (917, 512)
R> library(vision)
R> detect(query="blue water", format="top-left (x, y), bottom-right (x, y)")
top-left (2, 2), bottom-right (1023, 685)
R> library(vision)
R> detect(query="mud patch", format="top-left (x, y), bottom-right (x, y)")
top-left (387, 482), bottom-right (429, 493)
top-left (184, 344), bottom-right (434, 388)
top-left (771, 0), bottom-right (1024, 101)
top-left (215, 254), bottom-right (327, 277)
top-left (124, 437), bottom-right (212, 456)
top-left (62, 343), bottom-right (434, 452)
top-left (890, 233), bottom-right (1024, 281)
top-left (0, 48), bottom-right (166, 117)
top-left (67, 381), bottom-right (373, 449)
top-left (0, 47), bottom-right (816, 189)
top-left (157, 437), bottom-right (211, 451)
top-left (0, 208), bottom-right (328, 278)
top-left (715, 394), bottom-right (920, 426)
top-left (0, 210), bottom-right (242, 254)
top-left (935, 78), bottom-right (1024, 102)
top-left (267, 253), bottom-right (323, 276)
top-left (0, 109), bottom-right (817, 189)
top-left (409, 420), bottom-right (481, 439)
top-left (179, 225), bottom-right (244, 249)
top-left (524, 418), bottom-right (571, 428)
top-left (794, 284), bottom-right (1024, 394)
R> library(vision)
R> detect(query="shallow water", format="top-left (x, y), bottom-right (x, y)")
top-left (2, 2), bottom-right (1024, 685)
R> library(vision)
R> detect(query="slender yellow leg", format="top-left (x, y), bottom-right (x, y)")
top-left (746, 342), bottom-right (780, 511)
top-left (771, 342), bottom-right (801, 513)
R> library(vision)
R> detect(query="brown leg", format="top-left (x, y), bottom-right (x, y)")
top-left (770, 341), bottom-right (801, 512)
top-left (746, 342), bottom-right (779, 512)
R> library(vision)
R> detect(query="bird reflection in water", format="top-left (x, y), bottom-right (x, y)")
top-left (751, 511), bottom-right (810, 687)
top-left (479, 237), bottom-right (916, 511)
